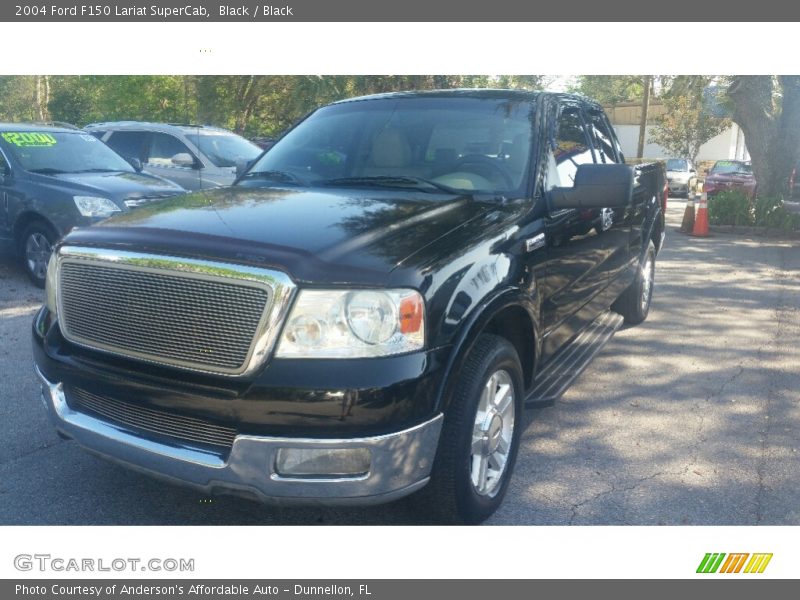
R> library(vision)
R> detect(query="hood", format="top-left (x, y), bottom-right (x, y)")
top-left (63, 185), bottom-right (491, 283)
top-left (706, 172), bottom-right (755, 184)
top-left (32, 170), bottom-right (184, 205)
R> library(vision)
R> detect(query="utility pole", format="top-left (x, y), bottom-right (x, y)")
top-left (637, 75), bottom-right (653, 159)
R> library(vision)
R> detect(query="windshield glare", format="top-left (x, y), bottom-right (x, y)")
top-left (1, 131), bottom-right (134, 173)
top-left (711, 161), bottom-right (752, 175)
top-left (185, 131), bottom-right (261, 168)
top-left (666, 159), bottom-right (688, 171)
top-left (244, 97), bottom-right (535, 195)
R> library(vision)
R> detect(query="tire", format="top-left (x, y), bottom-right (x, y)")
top-left (18, 220), bottom-right (57, 288)
top-left (612, 239), bottom-right (656, 325)
top-left (414, 334), bottom-right (524, 524)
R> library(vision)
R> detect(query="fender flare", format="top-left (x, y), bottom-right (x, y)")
top-left (433, 287), bottom-right (540, 412)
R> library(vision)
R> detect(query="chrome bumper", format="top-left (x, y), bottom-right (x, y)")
top-left (35, 366), bottom-right (443, 506)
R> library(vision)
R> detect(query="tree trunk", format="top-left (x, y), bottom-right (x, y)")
top-left (35, 75), bottom-right (50, 121)
top-left (728, 76), bottom-right (800, 198)
top-left (636, 76), bottom-right (652, 159)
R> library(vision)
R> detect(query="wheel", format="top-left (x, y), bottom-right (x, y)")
top-left (19, 221), bottom-right (57, 288)
top-left (415, 334), bottom-right (524, 524)
top-left (452, 155), bottom-right (514, 188)
top-left (612, 239), bottom-right (656, 325)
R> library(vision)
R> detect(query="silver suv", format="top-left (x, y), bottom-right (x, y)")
top-left (85, 122), bottom-right (262, 190)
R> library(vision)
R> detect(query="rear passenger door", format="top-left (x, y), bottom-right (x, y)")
top-left (144, 132), bottom-right (203, 190)
top-left (104, 130), bottom-right (148, 164)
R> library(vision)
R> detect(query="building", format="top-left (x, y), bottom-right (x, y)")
top-left (605, 101), bottom-right (749, 162)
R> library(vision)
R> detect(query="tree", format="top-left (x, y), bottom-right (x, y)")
top-left (650, 95), bottom-right (731, 162)
top-left (726, 76), bottom-right (800, 197)
top-left (569, 75), bottom-right (645, 105)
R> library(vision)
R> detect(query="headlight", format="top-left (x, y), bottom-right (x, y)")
top-left (276, 289), bottom-right (425, 358)
top-left (45, 252), bottom-right (58, 317)
top-left (73, 196), bottom-right (121, 217)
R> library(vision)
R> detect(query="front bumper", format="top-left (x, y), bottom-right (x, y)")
top-left (35, 365), bottom-right (443, 506)
top-left (667, 180), bottom-right (690, 193)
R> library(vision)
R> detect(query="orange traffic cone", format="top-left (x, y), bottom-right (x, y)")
top-left (690, 193), bottom-right (710, 237)
top-left (680, 196), bottom-right (695, 233)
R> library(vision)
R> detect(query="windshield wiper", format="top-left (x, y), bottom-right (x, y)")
top-left (70, 168), bottom-right (125, 173)
top-left (28, 168), bottom-right (69, 174)
top-left (239, 170), bottom-right (304, 184)
top-left (320, 175), bottom-right (462, 195)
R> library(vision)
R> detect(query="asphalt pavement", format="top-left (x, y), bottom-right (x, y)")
top-left (1, 198), bottom-right (798, 525)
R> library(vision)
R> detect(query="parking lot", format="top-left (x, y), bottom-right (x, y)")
top-left (1, 197), bottom-right (799, 525)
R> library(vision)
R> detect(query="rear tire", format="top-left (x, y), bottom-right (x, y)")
top-left (414, 334), bottom-right (524, 524)
top-left (19, 220), bottom-right (57, 288)
top-left (612, 239), bottom-right (656, 325)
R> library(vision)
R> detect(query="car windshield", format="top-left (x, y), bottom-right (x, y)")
top-left (666, 159), bottom-right (688, 171)
top-left (710, 161), bottom-right (753, 175)
top-left (1, 130), bottom-right (135, 174)
top-left (184, 130), bottom-right (261, 168)
top-left (242, 96), bottom-right (535, 195)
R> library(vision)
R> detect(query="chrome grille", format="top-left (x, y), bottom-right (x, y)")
top-left (56, 248), bottom-right (295, 375)
top-left (69, 387), bottom-right (237, 450)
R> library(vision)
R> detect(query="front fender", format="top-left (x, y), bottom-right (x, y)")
top-left (433, 286), bottom-right (541, 412)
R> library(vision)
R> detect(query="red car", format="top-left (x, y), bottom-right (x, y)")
top-left (703, 160), bottom-right (756, 199)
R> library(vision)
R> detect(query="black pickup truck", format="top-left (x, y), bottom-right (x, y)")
top-left (32, 90), bottom-right (666, 524)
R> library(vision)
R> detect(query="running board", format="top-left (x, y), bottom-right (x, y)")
top-left (525, 310), bottom-right (624, 407)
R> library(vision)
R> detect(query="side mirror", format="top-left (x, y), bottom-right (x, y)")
top-left (126, 157), bottom-right (143, 172)
top-left (547, 163), bottom-right (634, 210)
top-left (171, 153), bottom-right (197, 168)
top-left (0, 165), bottom-right (11, 184)
top-left (235, 158), bottom-right (254, 177)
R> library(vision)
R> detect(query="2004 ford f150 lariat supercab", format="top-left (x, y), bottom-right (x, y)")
top-left (32, 90), bottom-right (666, 523)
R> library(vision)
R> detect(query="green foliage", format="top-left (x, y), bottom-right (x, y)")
top-left (753, 196), bottom-right (800, 230)
top-left (650, 95), bottom-right (730, 162)
top-left (568, 75), bottom-right (645, 105)
top-left (707, 190), bottom-right (753, 226)
top-left (708, 191), bottom-right (800, 230)
top-left (0, 75), bottom-right (549, 138)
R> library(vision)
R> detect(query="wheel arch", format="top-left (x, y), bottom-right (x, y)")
top-left (435, 289), bottom-right (539, 413)
top-left (13, 211), bottom-right (59, 255)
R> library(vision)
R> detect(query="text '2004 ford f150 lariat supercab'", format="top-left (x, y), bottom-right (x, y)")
top-left (32, 90), bottom-right (666, 524)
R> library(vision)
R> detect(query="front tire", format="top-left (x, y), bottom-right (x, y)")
top-left (416, 334), bottom-right (524, 524)
top-left (613, 239), bottom-right (656, 325)
top-left (19, 221), bottom-right (57, 288)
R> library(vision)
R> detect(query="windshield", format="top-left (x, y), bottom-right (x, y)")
top-left (243, 96), bottom-right (535, 195)
top-left (666, 159), bottom-right (688, 171)
top-left (1, 131), bottom-right (134, 174)
top-left (710, 160), bottom-right (753, 175)
top-left (184, 130), bottom-right (261, 168)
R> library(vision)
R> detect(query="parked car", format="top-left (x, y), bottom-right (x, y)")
top-left (33, 90), bottom-right (667, 523)
top-left (250, 137), bottom-right (276, 151)
top-left (0, 124), bottom-right (185, 286)
top-left (85, 122), bottom-right (263, 190)
top-left (703, 160), bottom-right (757, 199)
top-left (665, 158), bottom-right (697, 197)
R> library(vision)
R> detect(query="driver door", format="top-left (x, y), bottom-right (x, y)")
top-left (144, 132), bottom-right (202, 190)
top-left (538, 102), bottom-right (611, 357)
